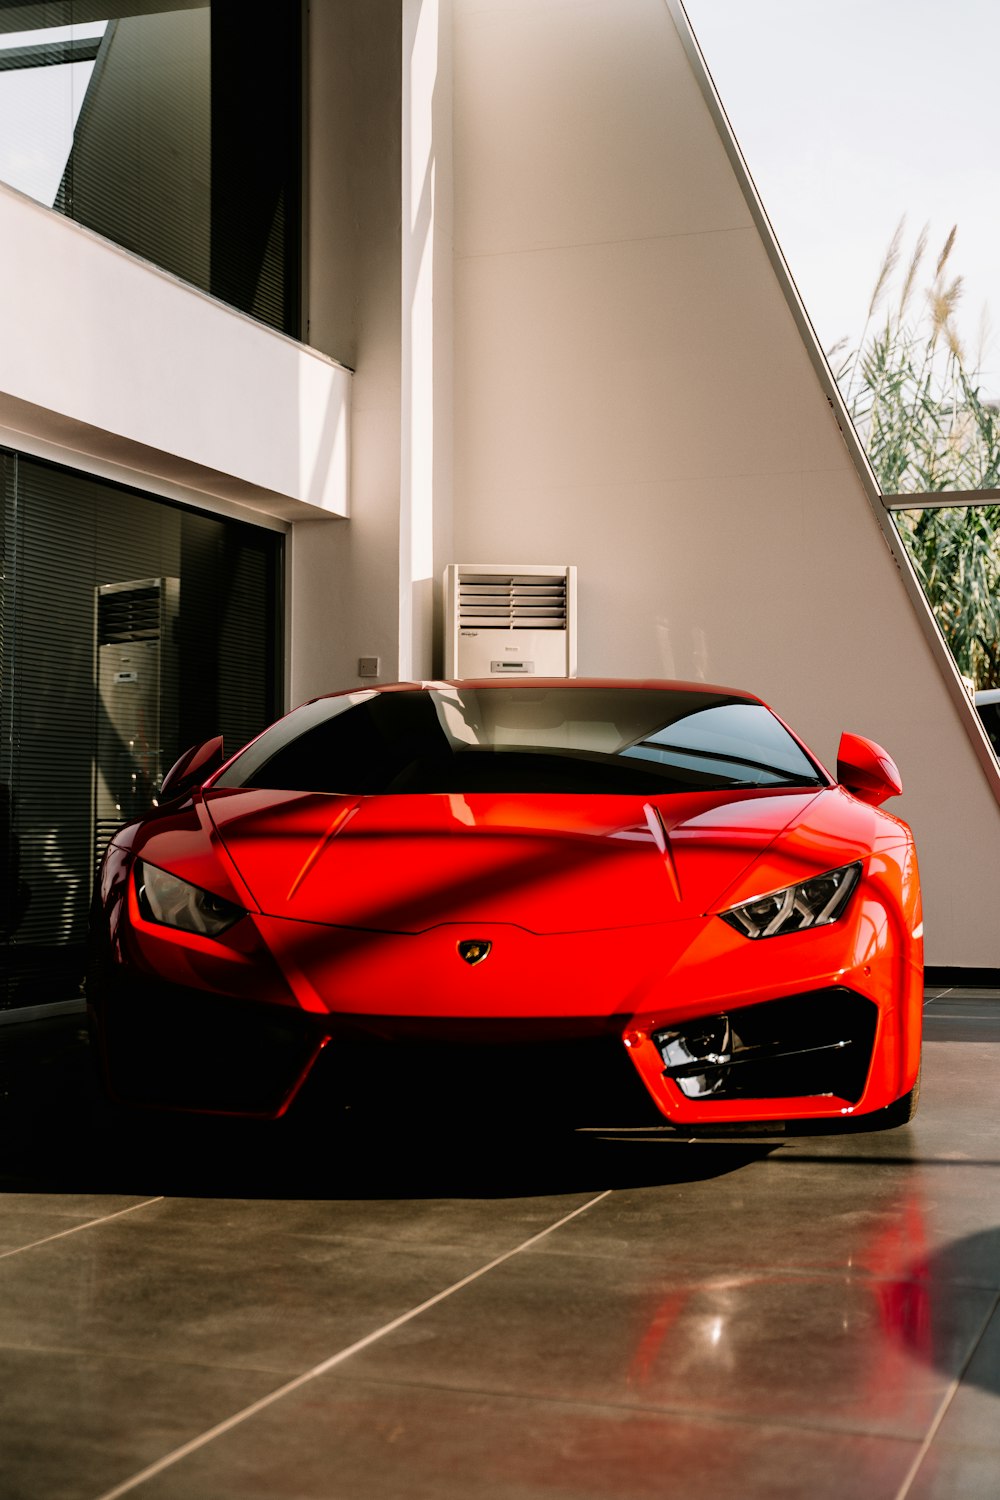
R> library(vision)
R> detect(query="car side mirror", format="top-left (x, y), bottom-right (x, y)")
top-left (159, 736), bottom-right (225, 802)
top-left (837, 732), bottom-right (902, 807)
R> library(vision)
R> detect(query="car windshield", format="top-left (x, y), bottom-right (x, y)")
top-left (213, 686), bottom-right (826, 796)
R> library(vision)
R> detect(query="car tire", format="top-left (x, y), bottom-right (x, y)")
top-left (790, 1057), bottom-right (923, 1135)
top-left (880, 1058), bottom-right (921, 1128)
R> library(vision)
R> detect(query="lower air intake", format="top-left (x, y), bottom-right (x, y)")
top-left (653, 988), bottom-right (878, 1104)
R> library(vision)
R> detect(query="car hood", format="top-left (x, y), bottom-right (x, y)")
top-left (197, 785), bottom-right (876, 935)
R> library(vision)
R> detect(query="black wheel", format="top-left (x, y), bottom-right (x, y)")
top-left (880, 1058), bottom-right (921, 1128)
top-left (786, 1056), bottom-right (922, 1135)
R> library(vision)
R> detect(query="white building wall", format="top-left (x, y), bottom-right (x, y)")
top-left (293, 0), bottom-right (405, 705)
top-left (401, 0), bottom-right (454, 681)
top-left (447, 0), bottom-right (1000, 966)
top-left (0, 183), bottom-right (349, 523)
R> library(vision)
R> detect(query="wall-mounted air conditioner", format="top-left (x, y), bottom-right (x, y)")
top-left (444, 563), bottom-right (577, 678)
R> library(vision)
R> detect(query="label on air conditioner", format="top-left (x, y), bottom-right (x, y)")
top-left (490, 660), bottom-right (533, 673)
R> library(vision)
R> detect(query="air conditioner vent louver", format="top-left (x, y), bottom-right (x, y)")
top-left (458, 574), bottom-right (567, 630)
top-left (97, 585), bottom-right (162, 645)
top-left (444, 563), bottom-right (577, 678)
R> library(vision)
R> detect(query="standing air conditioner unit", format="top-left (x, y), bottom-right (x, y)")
top-left (444, 564), bottom-right (577, 678)
top-left (93, 577), bottom-right (179, 871)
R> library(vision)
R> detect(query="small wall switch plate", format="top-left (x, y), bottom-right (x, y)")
top-left (358, 656), bottom-right (380, 678)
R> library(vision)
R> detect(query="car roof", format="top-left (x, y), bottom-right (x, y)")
top-left (314, 677), bottom-right (764, 703)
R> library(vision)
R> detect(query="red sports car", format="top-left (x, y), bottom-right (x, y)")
top-left (87, 680), bottom-right (923, 1129)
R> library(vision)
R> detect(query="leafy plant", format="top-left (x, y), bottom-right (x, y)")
top-left (831, 222), bottom-right (1000, 688)
top-left (896, 505), bottom-right (1000, 688)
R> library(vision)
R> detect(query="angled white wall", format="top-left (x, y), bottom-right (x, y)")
top-left (447, 0), bottom-right (1000, 965)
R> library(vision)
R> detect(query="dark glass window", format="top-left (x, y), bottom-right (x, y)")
top-left (0, 1), bottom-right (301, 335)
top-left (976, 694), bottom-right (1000, 756)
top-left (215, 687), bottom-right (825, 797)
top-left (0, 452), bottom-right (284, 1006)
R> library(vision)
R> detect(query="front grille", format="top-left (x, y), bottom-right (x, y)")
top-left (303, 1024), bottom-right (661, 1128)
top-left (653, 988), bottom-right (878, 1105)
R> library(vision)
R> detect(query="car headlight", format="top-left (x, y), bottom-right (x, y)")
top-left (136, 861), bottom-right (245, 937)
top-left (719, 861), bottom-right (861, 940)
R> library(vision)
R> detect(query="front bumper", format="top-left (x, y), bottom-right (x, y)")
top-left (94, 977), bottom-right (328, 1116)
top-left (89, 847), bottom-right (921, 1121)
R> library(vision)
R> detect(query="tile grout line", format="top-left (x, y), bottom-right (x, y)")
top-left (91, 1188), bottom-right (614, 1500)
top-left (0, 1198), bottom-right (164, 1261)
top-left (892, 1289), bottom-right (1000, 1500)
top-left (924, 1014), bottom-right (1000, 1021)
top-left (312, 1364), bottom-right (994, 1453)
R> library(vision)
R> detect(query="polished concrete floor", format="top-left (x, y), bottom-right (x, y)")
top-left (0, 987), bottom-right (999, 1499)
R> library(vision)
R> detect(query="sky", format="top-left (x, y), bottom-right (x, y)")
top-left (683, 0), bottom-right (1000, 393)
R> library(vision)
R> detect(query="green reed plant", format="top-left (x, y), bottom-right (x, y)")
top-left (830, 222), bottom-right (1000, 688)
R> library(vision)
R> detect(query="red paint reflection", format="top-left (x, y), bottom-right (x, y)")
top-left (624, 1185), bottom-right (938, 1429)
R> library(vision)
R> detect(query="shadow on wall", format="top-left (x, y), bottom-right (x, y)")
top-left (657, 618), bottom-right (710, 682)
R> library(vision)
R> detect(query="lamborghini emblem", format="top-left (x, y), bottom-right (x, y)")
top-left (458, 939), bottom-right (492, 966)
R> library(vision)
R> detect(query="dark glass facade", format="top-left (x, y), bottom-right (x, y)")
top-left (0, 452), bottom-right (284, 1007)
top-left (0, 1), bottom-right (302, 336)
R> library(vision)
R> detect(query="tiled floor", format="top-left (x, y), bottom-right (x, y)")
top-left (1, 992), bottom-right (999, 1499)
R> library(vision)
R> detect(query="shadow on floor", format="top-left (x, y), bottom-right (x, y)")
top-left (0, 1023), bottom-right (780, 1201)
top-left (896, 1229), bottom-right (1000, 1394)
